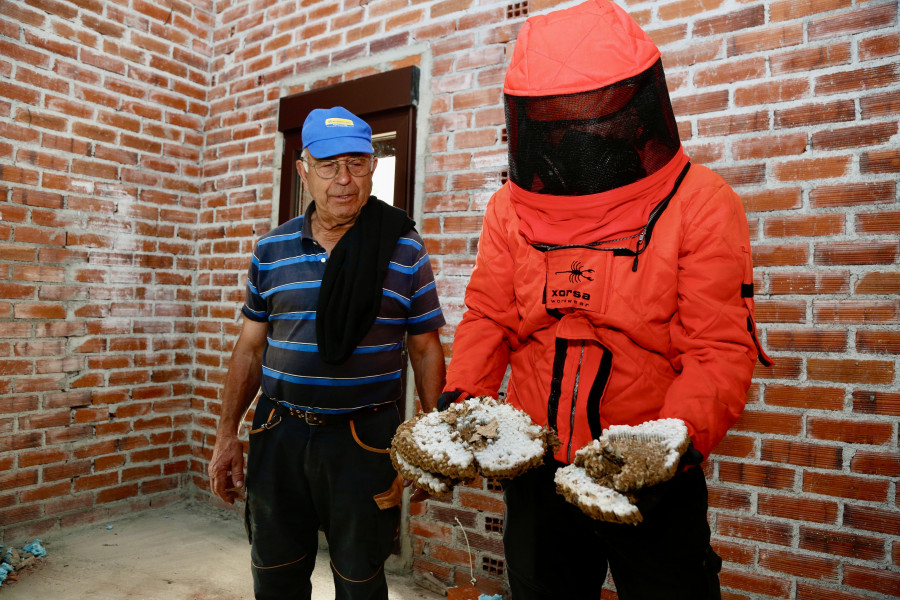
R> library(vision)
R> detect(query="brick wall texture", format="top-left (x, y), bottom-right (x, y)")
top-left (1, 0), bottom-right (897, 597)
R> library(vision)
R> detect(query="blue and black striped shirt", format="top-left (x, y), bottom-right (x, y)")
top-left (242, 206), bottom-right (445, 413)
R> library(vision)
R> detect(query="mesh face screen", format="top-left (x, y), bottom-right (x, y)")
top-left (505, 59), bottom-right (680, 195)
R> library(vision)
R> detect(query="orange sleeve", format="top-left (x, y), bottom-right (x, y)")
top-left (660, 170), bottom-right (760, 458)
top-left (445, 190), bottom-right (519, 397)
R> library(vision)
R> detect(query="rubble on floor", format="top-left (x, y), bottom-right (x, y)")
top-left (0, 540), bottom-right (47, 588)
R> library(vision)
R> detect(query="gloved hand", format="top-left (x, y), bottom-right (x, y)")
top-left (632, 448), bottom-right (702, 520)
top-left (436, 389), bottom-right (468, 411)
top-left (679, 445), bottom-right (703, 469)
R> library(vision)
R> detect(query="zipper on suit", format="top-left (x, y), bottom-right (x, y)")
top-left (566, 341), bottom-right (585, 462)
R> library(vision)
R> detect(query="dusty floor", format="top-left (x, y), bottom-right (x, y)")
top-left (0, 501), bottom-right (442, 600)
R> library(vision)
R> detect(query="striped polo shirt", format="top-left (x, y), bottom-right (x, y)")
top-left (242, 204), bottom-right (445, 414)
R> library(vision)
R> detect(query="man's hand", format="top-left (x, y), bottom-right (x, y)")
top-left (208, 435), bottom-right (246, 504)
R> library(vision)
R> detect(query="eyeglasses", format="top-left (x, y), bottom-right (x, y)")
top-left (304, 157), bottom-right (373, 179)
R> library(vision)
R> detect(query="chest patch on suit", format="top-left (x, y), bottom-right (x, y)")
top-left (545, 248), bottom-right (611, 312)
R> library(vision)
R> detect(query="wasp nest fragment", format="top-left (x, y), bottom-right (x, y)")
top-left (391, 397), bottom-right (553, 497)
top-left (555, 419), bottom-right (691, 525)
top-left (555, 464), bottom-right (641, 524)
top-left (391, 409), bottom-right (476, 485)
top-left (391, 450), bottom-right (455, 497)
top-left (456, 398), bottom-right (549, 478)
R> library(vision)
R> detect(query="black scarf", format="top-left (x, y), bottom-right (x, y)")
top-left (316, 196), bottom-right (415, 364)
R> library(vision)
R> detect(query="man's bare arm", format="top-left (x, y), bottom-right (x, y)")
top-left (208, 316), bottom-right (268, 504)
top-left (404, 329), bottom-right (446, 502)
top-left (406, 329), bottom-right (446, 414)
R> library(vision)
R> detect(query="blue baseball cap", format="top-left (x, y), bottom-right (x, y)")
top-left (302, 106), bottom-right (374, 158)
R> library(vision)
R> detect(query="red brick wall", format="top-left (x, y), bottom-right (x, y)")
top-left (0, 0), bottom-right (212, 541)
top-left (2, 0), bottom-right (899, 598)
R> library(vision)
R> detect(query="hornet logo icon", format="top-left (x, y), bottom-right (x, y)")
top-left (556, 261), bottom-right (594, 283)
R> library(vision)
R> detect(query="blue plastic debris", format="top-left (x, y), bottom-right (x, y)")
top-left (0, 561), bottom-right (14, 586)
top-left (22, 540), bottom-right (46, 558)
top-left (478, 595), bottom-right (503, 600)
top-left (106, 525), bottom-right (114, 530)
top-left (0, 545), bottom-right (11, 588)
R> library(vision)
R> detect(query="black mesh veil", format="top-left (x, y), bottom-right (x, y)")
top-left (505, 58), bottom-right (681, 195)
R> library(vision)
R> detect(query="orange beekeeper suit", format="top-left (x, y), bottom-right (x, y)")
top-left (440, 1), bottom-right (770, 598)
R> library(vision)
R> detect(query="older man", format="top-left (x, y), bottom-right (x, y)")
top-left (208, 106), bottom-right (446, 600)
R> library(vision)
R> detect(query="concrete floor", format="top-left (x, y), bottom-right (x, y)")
top-left (0, 501), bottom-right (443, 600)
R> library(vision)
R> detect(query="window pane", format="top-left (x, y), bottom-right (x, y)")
top-left (372, 131), bottom-right (397, 206)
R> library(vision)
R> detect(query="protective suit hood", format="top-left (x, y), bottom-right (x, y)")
top-left (503, 0), bottom-right (689, 245)
top-left (504, 0), bottom-right (660, 97)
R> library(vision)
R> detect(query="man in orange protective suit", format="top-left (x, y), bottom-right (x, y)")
top-left (439, 1), bottom-right (770, 598)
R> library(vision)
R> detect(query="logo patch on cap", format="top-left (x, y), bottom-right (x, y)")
top-left (325, 118), bottom-right (354, 127)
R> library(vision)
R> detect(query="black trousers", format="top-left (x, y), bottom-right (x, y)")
top-left (244, 395), bottom-right (402, 600)
top-left (502, 460), bottom-right (722, 600)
